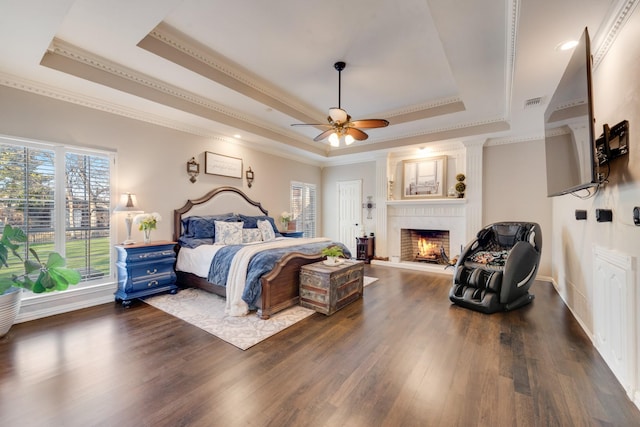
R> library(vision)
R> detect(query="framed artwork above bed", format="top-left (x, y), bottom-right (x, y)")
top-left (205, 152), bottom-right (242, 178)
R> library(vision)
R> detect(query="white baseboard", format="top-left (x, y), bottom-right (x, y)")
top-left (15, 282), bottom-right (117, 323)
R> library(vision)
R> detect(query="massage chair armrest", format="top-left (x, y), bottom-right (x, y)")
top-left (500, 241), bottom-right (540, 302)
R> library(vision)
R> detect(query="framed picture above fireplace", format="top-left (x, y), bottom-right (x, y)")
top-left (402, 156), bottom-right (447, 199)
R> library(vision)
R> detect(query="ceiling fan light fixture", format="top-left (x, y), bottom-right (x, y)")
top-left (329, 108), bottom-right (348, 124)
top-left (329, 132), bottom-right (340, 147)
top-left (291, 61), bottom-right (389, 146)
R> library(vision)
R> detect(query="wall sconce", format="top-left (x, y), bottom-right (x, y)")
top-left (186, 157), bottom-right (199, 183)
top-left (245, 167), bottom-right (255, 188)
top-left (113, 193), bottom-right (142, 244)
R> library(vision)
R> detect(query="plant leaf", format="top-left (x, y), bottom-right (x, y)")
top-left (31, 272), bottom-right (47, 293)
top-left (24, 259), bottom-right (41, 274)
top-left (45, 252), bottom-right (66, 269)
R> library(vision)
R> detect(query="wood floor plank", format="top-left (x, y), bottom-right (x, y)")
top-left (0, 265), bottom-right (639, 426)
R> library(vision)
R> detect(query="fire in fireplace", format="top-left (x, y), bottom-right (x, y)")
top-left (401, 229), bottom-right (450, 264)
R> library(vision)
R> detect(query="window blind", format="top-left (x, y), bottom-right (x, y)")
top-left (0, 137), bottom-right (112, 284)
top-left (290, 181), bottom-right (316, 238)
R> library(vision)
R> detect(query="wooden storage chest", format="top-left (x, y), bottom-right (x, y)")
top-left (299, 259), bottom-right (364, 315)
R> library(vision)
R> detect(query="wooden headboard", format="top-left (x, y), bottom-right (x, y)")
top-left (173, 186), bottom-right (269, 241)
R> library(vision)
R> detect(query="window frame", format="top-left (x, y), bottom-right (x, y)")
top-left (0, 134), bottom-right (117, 291)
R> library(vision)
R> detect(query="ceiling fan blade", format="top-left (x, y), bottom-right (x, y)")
top-left (329, 108), bottom-right (348, 124)
top-left (349, 119), bottom-right (390, 129)
top-left (313, 129), bottom-right (337, 142)
top-left (345, 127), bottom-right (369, 141)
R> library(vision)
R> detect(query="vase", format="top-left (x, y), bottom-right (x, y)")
top-left (0, 287), bottom-right (22, 338)
top-left (143, 228), bottom-right (152, 244)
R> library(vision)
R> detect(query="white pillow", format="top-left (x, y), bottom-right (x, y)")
top-left (214, 221), bottom-right (243, 245)
top-left (242, 228), bottom-right (263, 243)
top-left (257, 219), bottom-right (276, 242)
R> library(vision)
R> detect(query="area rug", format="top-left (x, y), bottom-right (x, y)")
top-left (364, 276), bottom-right (378, 287)
top-left (144, 288), bottom-right (314, 350)
top-left (144, 276), bottom-right (379, 350)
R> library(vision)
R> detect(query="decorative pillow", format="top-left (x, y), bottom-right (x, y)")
top-left (257, 219), bottom-right (276, 242)
top-left (178, 236), bottom-right (214, 249)
top-left (214, 220), bottom-right (244, 245)
top-left (239, 214), bottom-right (283, 237)
top-left (182, 213), bottom-right (236, 238)
top-left (242, 228), bottom-right (263, 244)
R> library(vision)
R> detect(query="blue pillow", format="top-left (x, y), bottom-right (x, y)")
top-left (238, 214), bottom-right (282, 237)
top-left (178, 236), bottom-right (214, 249)
top-left (182, 213), bottom-right (237, 238)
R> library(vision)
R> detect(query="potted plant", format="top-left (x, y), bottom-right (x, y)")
top-left (321, 245), bottom-right (345, 266)
top-left (455, 173), bottom-right (466, 198)
top-left (0, 224), bottom-right (81, 337)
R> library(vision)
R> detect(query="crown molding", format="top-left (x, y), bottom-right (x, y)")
top-left (592, 0), bottom-right (640, 68)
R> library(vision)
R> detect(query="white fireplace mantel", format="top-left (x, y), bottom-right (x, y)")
top-left (374, 140), bottom-right (483, 261)
top-left (387, 199), bottom-right (467, 260)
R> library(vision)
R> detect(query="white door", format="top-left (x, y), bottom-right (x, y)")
top-left (337, 180), bottom-right (362, 257)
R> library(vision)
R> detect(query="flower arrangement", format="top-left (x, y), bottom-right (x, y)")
top-left (280, 211), bottom-right (292, 228)
top-left (133, 212), bottom-right (162, 231)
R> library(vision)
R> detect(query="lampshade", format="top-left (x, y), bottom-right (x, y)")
top-left (113, 193), bottom-right (138, 212)
top-left (328, 108), bottom-right (348, 124)
top-left (345, 134), bottom-right (355, 145)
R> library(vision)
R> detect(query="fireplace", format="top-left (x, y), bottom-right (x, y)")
top-left (401, 229), bottom-right (450, 264)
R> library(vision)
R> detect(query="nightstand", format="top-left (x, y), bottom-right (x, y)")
top-left (281, 231), bottom-right (304, 238)
top-left (356, 236), bottom-right (375, 263)
top-left (114, 241), bottom-right (178, 306)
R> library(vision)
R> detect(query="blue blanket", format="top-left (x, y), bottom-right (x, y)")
top-left (208, 241), bottom-right (351, 309)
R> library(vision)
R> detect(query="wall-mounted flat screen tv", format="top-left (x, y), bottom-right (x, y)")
top-left (544, 27), bottom-right (599, 197)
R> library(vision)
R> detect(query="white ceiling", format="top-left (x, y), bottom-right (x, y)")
top-left (0, 0), bottom-right (632, 164)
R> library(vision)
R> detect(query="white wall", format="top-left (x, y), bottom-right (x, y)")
top-left (549, 9), bottom-right (640, 406)
top-left (483, 140), bottom-right (552, 276)
top-left (0, 84), bottom-right (321, 319)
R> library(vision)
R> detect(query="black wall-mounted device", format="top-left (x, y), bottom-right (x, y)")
top-left (595, 120), bottom-right (629, 165)
top-left (634, 207), bottom-right (640, 226)
top-left (575, 210), bottom-right (587, 220)
top-left (596, 209), bottom-right (613, 222)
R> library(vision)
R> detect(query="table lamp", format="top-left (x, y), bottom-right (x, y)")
top-left (113, 193), bottom-right (141, 244)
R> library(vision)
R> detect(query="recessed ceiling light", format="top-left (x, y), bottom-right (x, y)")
top-left (234, 134), bottom-right (242, 139)
top-left (557, 40), bottom-right (578, 51)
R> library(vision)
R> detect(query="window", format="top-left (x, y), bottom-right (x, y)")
top-left (290, 181), bottom-right (316, 237)
top-left (0, 136), bottom-right (113, 286)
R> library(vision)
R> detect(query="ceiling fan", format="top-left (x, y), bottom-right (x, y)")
top-left (292, 61), bottom-right (389, 147)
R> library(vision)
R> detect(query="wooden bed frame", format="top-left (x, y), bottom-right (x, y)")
top-left (173, 186), bottom-right (323, 319)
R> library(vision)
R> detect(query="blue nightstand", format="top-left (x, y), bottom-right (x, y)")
top-left (281, 231), bottom-right (304, 238)
top-left (114, 241), bottom-right (178, 306)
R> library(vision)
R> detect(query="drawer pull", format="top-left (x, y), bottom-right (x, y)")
top-left (139, 253), bottom-right (149, 259)
top-left (146, 268), bottom-right (158, 275)
top-left (147, 280), bottom-right (158, 287)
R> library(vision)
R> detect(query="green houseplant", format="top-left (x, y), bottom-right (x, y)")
top-left (0, 224), bottom-right (81, 337)
top-left (455, 173), bottom-right (466, 198)
top-left (321, 245), bottom-right (345, 266)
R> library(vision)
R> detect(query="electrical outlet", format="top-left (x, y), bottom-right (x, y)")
top-left (596, 209), bottom-right (613, 222)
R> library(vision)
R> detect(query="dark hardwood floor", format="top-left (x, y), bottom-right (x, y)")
top-left (1, 265), bottom-right (639, 426)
